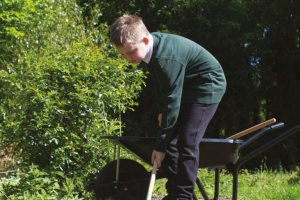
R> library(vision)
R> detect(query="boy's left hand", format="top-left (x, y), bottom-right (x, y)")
top-left (151, 150), bottom-right (165, 168)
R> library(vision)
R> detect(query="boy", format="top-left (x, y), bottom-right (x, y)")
top-left (110, 14), bottom-right (226, 200)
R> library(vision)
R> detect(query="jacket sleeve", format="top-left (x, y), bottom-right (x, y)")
top-left (153, 59), bottom-right (185, 152)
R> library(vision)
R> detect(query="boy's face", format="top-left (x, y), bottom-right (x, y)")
top-left (117, 37), bottom-right (148, 64)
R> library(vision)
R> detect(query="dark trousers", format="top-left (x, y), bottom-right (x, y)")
top-left (162, 103), bottom-right (219, 200)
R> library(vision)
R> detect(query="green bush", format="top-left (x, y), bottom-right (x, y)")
top-left (0, 0), bottom-right (145, 198)
top-left (0, 165), bottom-right (88, 199)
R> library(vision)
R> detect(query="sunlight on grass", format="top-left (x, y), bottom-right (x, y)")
top-left (153, 168), bottom-right (300, 200)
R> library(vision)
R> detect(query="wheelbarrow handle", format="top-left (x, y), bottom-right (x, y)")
top-left (239, 122), bottom-right (285, 150)
top-left (227, 118), bottom-right (276, 139)
top-left (146, 162), bottom-right (158, 200)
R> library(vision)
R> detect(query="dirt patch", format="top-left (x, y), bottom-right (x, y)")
top-left (0, 144), bottom-right (16, 170)
top-left (152, 196), bottom-right (230, 200)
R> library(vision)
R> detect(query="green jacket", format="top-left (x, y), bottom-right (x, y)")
top-left (143, 32), bottom-right (226, 152)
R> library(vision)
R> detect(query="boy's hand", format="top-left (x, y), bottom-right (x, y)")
top-left (158, 113), bottom-right (162, 127)
top-left (151, 150), bottom-right (165, 168)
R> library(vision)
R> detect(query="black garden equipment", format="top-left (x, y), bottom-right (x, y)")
top-left (93, 119), bottom-right (300, 200)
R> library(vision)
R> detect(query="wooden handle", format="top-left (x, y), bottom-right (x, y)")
top-left (146, 162), bottom-right (158, 200)
top-left (227, 118), bottom-right (276, 139)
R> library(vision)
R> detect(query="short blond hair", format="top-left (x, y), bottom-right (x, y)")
top-left (110, 14), bottom-right (149, 46)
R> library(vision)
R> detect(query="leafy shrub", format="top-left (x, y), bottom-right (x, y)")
top-left (0, 165), bottom-right (89, 199)
top-left (0, 0), bottom-right (145, 198)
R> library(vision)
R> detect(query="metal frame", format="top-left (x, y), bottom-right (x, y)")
top-left (113, 143), bottom-right (121, 183)
top-left (194, 123), bottom-right (300, 200)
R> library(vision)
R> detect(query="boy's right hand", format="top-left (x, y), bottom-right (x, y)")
top-left (151, 150), bottom-right (165, 168)
top-left (158, 113), bottom-right (162, 127)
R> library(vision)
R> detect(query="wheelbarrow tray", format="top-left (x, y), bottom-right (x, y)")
top-left (103, 136), bottom-right (242, 169)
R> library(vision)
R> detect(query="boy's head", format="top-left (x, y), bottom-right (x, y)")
top-left (110, 14), bottom-right (150, 63)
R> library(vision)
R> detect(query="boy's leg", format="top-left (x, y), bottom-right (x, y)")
top-left (172, 103), bottom-right (218, 199)
top-left (162, 136), bottom-right (179, 197)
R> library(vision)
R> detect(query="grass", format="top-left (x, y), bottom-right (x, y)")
top-left (152, 168), bottom-right (300, 200)
top-left (2, 146), bottom-right (299, 200)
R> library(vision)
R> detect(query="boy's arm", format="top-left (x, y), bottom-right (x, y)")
top-left (154, 59), bottom-right (185, 152)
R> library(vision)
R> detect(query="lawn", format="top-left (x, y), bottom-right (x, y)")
top-left (152, 168), bottom-right (300, 200)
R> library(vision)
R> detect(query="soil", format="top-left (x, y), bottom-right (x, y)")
top-left (152, 196), bottom-right (230, 200)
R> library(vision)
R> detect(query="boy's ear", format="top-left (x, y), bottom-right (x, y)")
top-left (143, 36), bottom-right (149, 45)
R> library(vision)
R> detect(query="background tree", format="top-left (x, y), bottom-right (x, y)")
top-left (243, 0), bottom-right (300, 169)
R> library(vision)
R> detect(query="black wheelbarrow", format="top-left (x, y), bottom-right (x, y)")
top-left (94, 119), bottom-right (300, 200)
